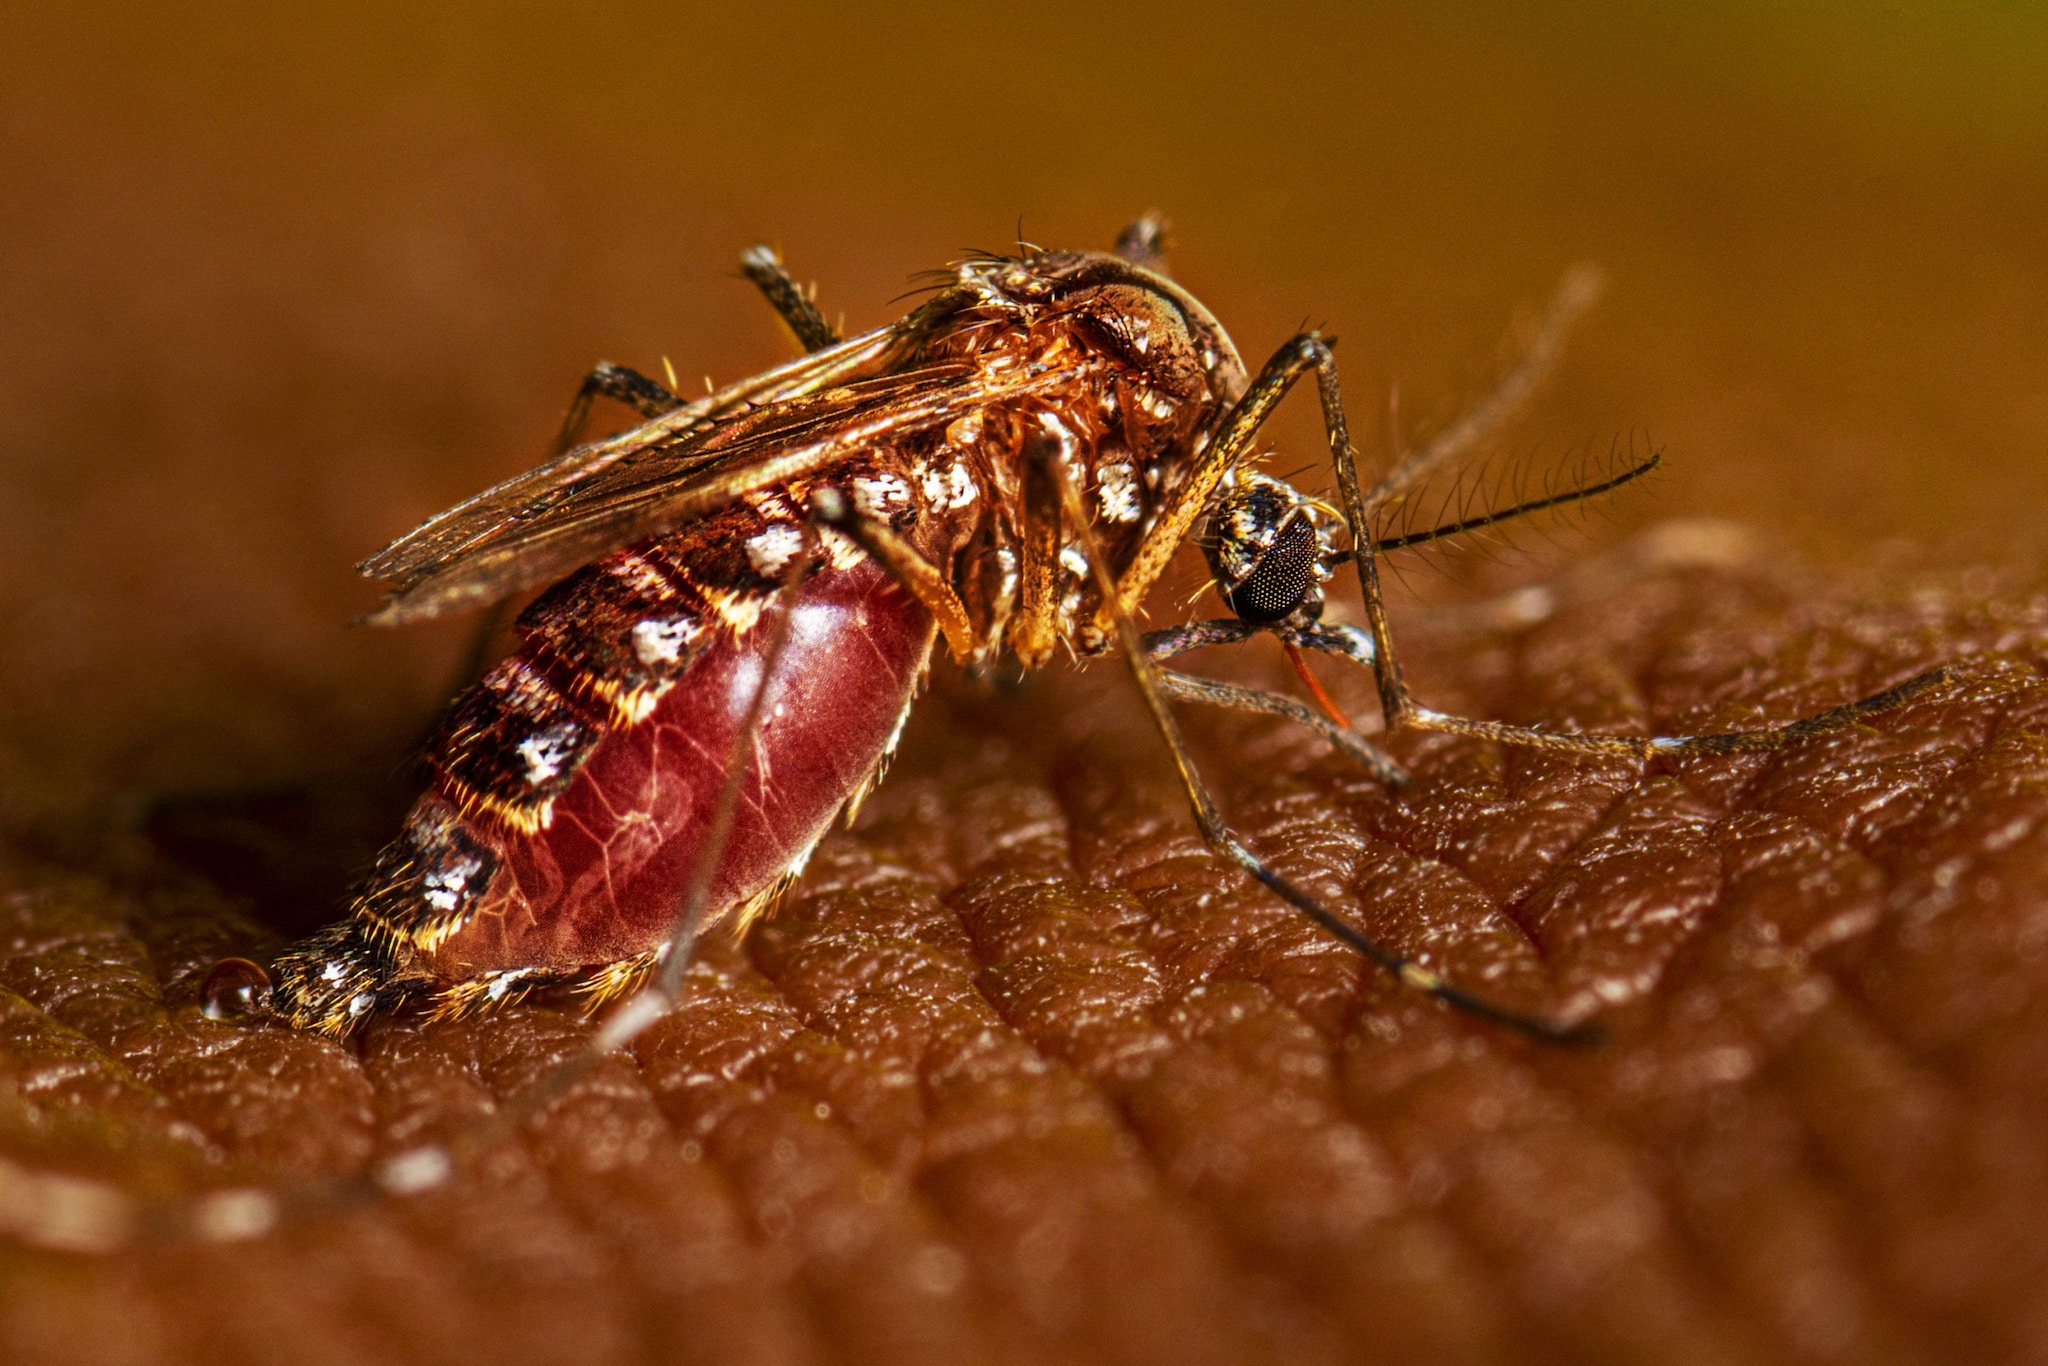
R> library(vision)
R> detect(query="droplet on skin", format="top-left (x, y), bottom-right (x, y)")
top-left (201, 958), bottom-right (274, 1021)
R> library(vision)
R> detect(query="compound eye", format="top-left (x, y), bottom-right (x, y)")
top-left (1220, 512), bottom-right (1321, 626)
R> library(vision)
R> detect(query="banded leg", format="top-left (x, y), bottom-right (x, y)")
top-left (553, 361), bottom-right (684, 456)
top-left (1032, 429), bottom-right (1590, 1043)
top-left (556, 243), bottom-right (837, 461)
top-left (809, 486), bottom-right (978, 662)
top-left (1277, 335), bottom-right (1954, 762)
top-left (1142, 618), bottom-right (1404, 780)
top-left (1280, 620), bottom-right (1376, 668)
top-left (1152, 668), bottom-right (1404, 781)
top-left (740, 245), bottom-right (839, 353)
top-left (1142, 617), bottom-right (1259, 659)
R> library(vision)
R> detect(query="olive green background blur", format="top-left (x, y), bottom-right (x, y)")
top-left (2, 2), bottom-right (2044, 820)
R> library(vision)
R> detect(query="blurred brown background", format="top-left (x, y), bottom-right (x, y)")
top-left (3, 0), bottom-right (2042, 823)
top-left (5, 5), bottom-right (2048, 1365)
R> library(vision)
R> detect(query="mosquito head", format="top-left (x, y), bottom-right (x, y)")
top-left (1200, 471), bottom-right (1341, 628)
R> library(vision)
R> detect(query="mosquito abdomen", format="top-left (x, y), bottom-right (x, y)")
top-left (273, 513), bottom-right (936, 1034)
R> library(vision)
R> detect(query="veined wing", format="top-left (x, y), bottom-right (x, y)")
top-left (362, 311), bottom-right (934, 589)
top-left (362, 315), bottom-right (1086, 626)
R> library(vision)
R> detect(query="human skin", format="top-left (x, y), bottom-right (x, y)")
top-left (4, 10), bottom-right (2046, 1357)
top-left (3, 540), bottom-right (2045, 1365)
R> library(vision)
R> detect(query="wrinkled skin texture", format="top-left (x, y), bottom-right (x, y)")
top-left (4, 547), bottom-right (2047, 1366)
top-left (8, 8), bottom-right (2048, 1361)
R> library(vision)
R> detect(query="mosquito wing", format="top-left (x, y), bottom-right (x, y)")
top-left (358, 292), bottom-right (1038, 625)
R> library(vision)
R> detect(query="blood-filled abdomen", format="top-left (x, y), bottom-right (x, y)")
top-left (435, 557), bottom-right (932, 975)
top-left (272, 510), bottom-right (935, 1034)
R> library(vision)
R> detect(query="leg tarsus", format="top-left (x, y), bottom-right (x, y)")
top-left (1644, 664), bottom-right (1951, 758)
top-left (740, 245), bottom-right (839, 354)
top-left (555, 361), bottom-right (683, 456)
top-left (1280, 621), bottom-right (1376, 669)
top-left (1154, 666), bottom-right (1406, 782)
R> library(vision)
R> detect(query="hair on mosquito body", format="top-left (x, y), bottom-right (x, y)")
top-left (0, 215), bottom-right (1960, 1255)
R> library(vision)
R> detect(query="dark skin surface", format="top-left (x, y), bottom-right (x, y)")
top-left (5, 4), bottom-right (2048, 1363)
top-left (5, 549), bottom-right (2046, 1365)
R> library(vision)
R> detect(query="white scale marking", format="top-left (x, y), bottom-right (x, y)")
top-left (944, 461), bottom-right (977, 509)
top-left (1097, 461), bottom-right (1141, 523)
top-left (746, 521), bottom-right (806, 577)
top-left (851, 472), bottom-right (912, 519)
top-left (516, 724), bottom-right (582, 787)
top-left (631, 616), bottom-right (701, 667)
top-left (421, 853), bottom-right (483, 913)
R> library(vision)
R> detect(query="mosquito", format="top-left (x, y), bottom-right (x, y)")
top-left (204, 215), bottom-right (1941, 1053)
top-left (5, 217), bottom-right (1955, 1252)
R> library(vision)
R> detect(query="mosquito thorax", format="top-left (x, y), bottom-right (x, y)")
top-left (1200, 471), bottom-right (1340, 627)
top-left (959, 251), bottom-right (1249, 413)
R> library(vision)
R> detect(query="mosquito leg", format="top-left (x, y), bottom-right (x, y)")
top-left (1279, 621), bottom-right (1376, 668)
top-left (415, 361), bottom-right (685, 701)
top-left (1098, 310), bottom-right (1431, 649)
top-left (558, 243), bottom-right (843, 459)
top-left (1033, 429), bottom-right (1590, 1043)
top-left (442, 362), bottom-right (677, 695)
top-left (1141, 618), bottom-right (1403, 777)
top-left (1141, 617), bottom-right (1256, 661)
top-left (553, 362), bottom-right (684, 456)
top-left (1092, 268), bottom-right (1573, 647)
top-left (1114, 213), bottom-right (1171, 271)
top-left (809, 486), bottom-right (979, 662)
top-left (1152, 667), bottom-right (1405, 781)
top-left (398, 360), bottom-right (689, 721)
top-left (1366, 264), bottom-right (1604, 516)
top-left (1287, 335), bottom-right (1955, 762)
top-left (1010, 430), bottom-right (1067, 669)
top-left (740, 245), bottom-right (840, 354)
top-left (1098, 347), bottom-right (1332, 644)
